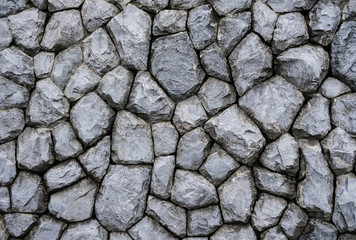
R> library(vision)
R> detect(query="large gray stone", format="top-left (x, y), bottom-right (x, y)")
top-left (266, 0), bottom-right (317, 12)
top-left (0, 0), bottom-right (28, 18)
top-left (211, 224), bottom-right (257, 240)
top-left (252, 0), bottom-right (277, 42)
top-left (0, 18), bottom-right (12, 50)
top-left (151, 122), bottom-right (179, 156)
top-left (187, 205), bottom-right (222, 236)
top-left (298, 219), bottom-right (337, 240)
top-left (48, 0), bottom-right (84, 11)
top-left (207, 0), bottom-right (251, 15)
top-left (60, 219), bottom-right (108, 240)
top-left (33, 52), bottom-right (55, 79)
top-left (0, 141), bottom-right (16, 185)
top-left (25, 215), bottom-right (67, 240)
top-left (4, 213), bottom-right (38, 237)
top-left (152, 10), bottom-right (187, 36)
top-left (0, 108), bottom-right (24, 143)
top-left (0, 76), bottom-right (29, 110)
top-left (331, 93), bottom-right (356, 134)
top-left (319, 77), bottom-right (351, 99)
top-left (150, 155), bottom-right (175, 199)
top-left (279, 203), bottom-right (309, 240)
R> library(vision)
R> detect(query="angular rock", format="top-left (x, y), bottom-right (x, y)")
top-left (11, 171), bottom-right (47, 213)
top-left (41, 10), bottom-right (84, 51)
top-left (17, 127), bottom-right (54, 172)
top-left (299, 219), bottom-right (337, 240)
top-left (48, 178), bottom-right (97, 222)
top-left (204, 105), bottom-right (265, 165)
top-left (0, 0), bottom-right (28, 17)
top-left (83, 28), bottom-right (120, 75)
top-left (0, 187), bottom-right (10, 212)
top-left (279, 203), bottom-right (309, 240)
top-left (152, 10), bottom-right (187, 36)
top-left (25, 215), bottom-right (67, 240)
top-left (48, 0), bottom-right (84, 11)
top-left (266, 0), bottom-right (317, 12)
top-left (150, 32), bottom-right (205, 101)
top-left (170, 0), bottom-right (206, 9)
top-left (207, 0), bottom-right (251, 15)
top-left (107, 4), bottom-right (151, 70)
top-left (252, 0), bottom-right (277, 42)
top-left (261, 226), bottom-right (288, 240)
top-left (152, 122), bottom-right (179, 156)
top-left (106, 0), bottom-right (132, 9)
top-left (0, 141), bottom-right (16, 185)
top-left (0, 76), bottom-right (29, 110)
top-left (188, 205), bottom-right (222, 236)
top-left (275, 44), bottom-right (329, 93)
top-left (112, 111), bottom-right (153, 164)
top-left (211, 224), bottom-right (257, 240)
top-left (70, 92), bottom-right (115, 145)
top-left (60, 219), bottom-right (108, 240)
top-left (44, 160), bottom-right (86, 192)
top-left (127, 71), bottom-right (175, 123)
top-left (150, 155), bottom-right (175, 199)
top-left (0, 18), bottom-right (12, 50)
top-left (0, 108), bottom-right (24, 143)
top-left (331, 93), bottom-right (356, 134)
top-left (78, 136), bottom-right (110, 182)
top-left (31, 0), bottom-right (47, 9)
top-left (27, 79), bottom-right (69, 127)
top-left (343, 0), bottom-right (356, 20)
top-left (110, 232), bottom-right (133, 240)
top-left (135, 0), bottom-right (169, 13)
top-left (95, 165), bottom-right (151, 231)
top-left (320, 77), bottom-right (351, 98)
top-left (171, 169), bottom-right (218, 209)
top-left (200, 44), bottom-right (230, 82)
top-left (33, 52), bottom-right (55, 79)
top-left (4, 213), bottom-right (38, 237)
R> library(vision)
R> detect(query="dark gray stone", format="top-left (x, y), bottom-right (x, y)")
top-left (4, 213), bottom-right (38, 237)
top-left (0, 18), bottom-right (12, 50)
top-left (60, 219), bottom-right (108, 240)
top-left (319, 77), bottom-right (351, 98)
top-left (266, 0), bottom-right (317, 12)
top-left (343, 0), bottom-right (356, 20)
top-left (211, 224), bottom-right (257, 240)
top-left (299, 219), bottom-right (337, 240)
top-left (279, 203), bottom-right (309, 240)
top-left (135, 0), bottom-right (169, 13)
top-left (48, 0), bottom-right (83, 11)
top-left (252, 1), bottom-right (277, 42)
top-left (0, 187), bottom-right (10, 212)
top-left (331, 93), bottom-right (356, 134)
top-left (207, 0), bottom-right (251, 15)
top-left (0, 76), bottom-right (29, 110)
top-left (187, 205), bottom-right (222, 236)
top-left (152, 10), bottom-right (187, 36)
top-left (33, 52), bottom-right (55, 79)
top-left (150, 155), bottom-right (175, 199)
top-left (0, 108), bottom-right (24, 143)
top-left (25, 215), bottom-right (66, 240)
top-left (0, 141), bottom-right (16, 185)
top-left (30, 0), bottom-right (47, 10)
top-left (152, 122), bottom-right (179, 156)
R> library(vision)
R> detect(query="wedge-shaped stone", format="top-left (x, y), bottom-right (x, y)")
top-left (26, 215), bottom-right (67, 240)
top-left (200, 44), bottom-right (230, 82)
top-left (0, 76), bottom-right (29, 110)
top-left (33, 52), bottom-right (55, 79)
top-left (150, 155), bottom-right (175, 199)
top-left (48, 0), bottom-right (84, 11)
top-left (319, 77), bottom-right (351, 99)
top-left (252, 1), bottom-right (277, 42)
top-left (187, 205), bottom-right (222, 236)
top-left (279, 203), bottom-right (309, 240)
top-left (298, 219), bottom-right (337, 240)
top-left (0, 108), bottom-right (25, 143)
top-left (152, 10), bottom-right (187, 36)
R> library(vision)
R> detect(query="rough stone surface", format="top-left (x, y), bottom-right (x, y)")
top-left (299, 219), bottom-right (338, 240)
top-left (208, 0), bottom-right (251, 15)
top-left (170, 0), bottom-right (206, 9)
top-left (200, 44), bottom-right (230, 82)
top-left (331, 93), bottom-right (356, 134)
top-left (152, 10), bottom-right (187, 36)
top-left (150, 155), bottom-right (175, 199)
top-left (0, 108), bottom-right (25, 143)
top-left (279, 203), bottom-right (309, 240)
top-left (60, 219), bottom-right (108, 240)
top-left (266, 0), bottom-right (317, 12)
top-left (48, 0), bottom-right (83, 11)
top-left (26, 215), bottom-right (66, 240)
top-left (33, 52), bottom-right (55, 79)
top-left (261, 226), bottom-right (288, 240)
top-left (211, 224), bottom-right (257, 240)
top-left (187, 205), bottom-right (222, 236)
top-left (320, 77), bottom-right (351, 98)
top-left (252, 0), bottom-right (277, 42)
top-left (0, 76), bottom-right (29, 110)
top-left (0, 141), bottom-right (16, 185)
top-left (0, 18), bottom-right (12, 50)
top-left (4, 213), bottom-right (38, 237)
top-left (0, 186), bottom-right (10, 212)
top-left (151, 122), bottom-right (179, 156)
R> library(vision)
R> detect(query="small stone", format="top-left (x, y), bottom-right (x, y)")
top-left (83, 28), bottom-right (120, 76)
top-left (309, 0), bottom-right (341, 46)
top-left (0, 108), bottom-right (24, 143)
top-left (331, 93), bottom-right (356, 134)
top-left (44, 160), bottom-right (86, 192)
top-left (0, 141), bottom-right (16, 185)
top-left (275, 44), bottom-right (329, 93)
top-left (0, 187), bottom-right (10, 212)
top-left (60, 219), bottom-right (108, 240)
top-left (0, 0), bottom-right (28, 18)
top-left (78, 136), bottom-right (110, 182)
top-left (171, 169), bottom-right (218, 209)
top-left (31, 0), bottom-right (47, 9)
top-left (211, 224), bottom-right (257, 240)
top-left (187, 205), bottom-right (222, 236)
top-left (152, 10), bottom-right (187, 36)
top-left (152, 122), bottom-right (179, 156)
top-left (266, 0), bottom-right (317, 13)
top-left (95, 165), bottom-right (151, 231)
top-left (81, 0), bottom-right (119, 32)
top-left (48, 0), bottom-right (83, 11)
top-left (127, 71), bottom-right (175, 123)
top-left (25, 215), bottom-right (67, 240)
top-left (64, 64), bottom-right (101, 102)
top-left (204, 105), bottom-right (265, 165)
top-left (254, 167), bottom-right (296, 199)
top-left (135, 0), bottom-right (169, 13)
top-left (320, 77), bottom-right (351, 98)
top-left (299, 219), bottom-right (337, 240)
top-left (0, 76), bottom-right (29, 110)
top-left (200, 45), bottom-right (230, 82)
top-left (17, 127), bottom-right (54, 172)
top-left (252, 0), bottom-right (277, 42)
top-left (279, 203), bottom-right (309, 240)
top-left (33, 52), bottom-right (55, 79)
top-left (0, 47), bottom-right (34, 89)
top-left (110, 232), bottom-right (133, 240)
top-left (112, 111), bottom-right (153, 164)
top-left (4, 213), bottom-right (38, 237)
top-left (170, 0), bottom-right (206, 9)
top-left (150, 32), bottom-right (205, 101)
top-left (150, 155), bottom-right (175, 199)
top-left (107, 4), bottom-right (151, 70)
top-left (41, 10), bottom-right (84, 51)
top-left (70, 92), bottom-right (115, 146)
top-left (96, 66), bottom-right (134, 110)
top-left (251, 193), bottom-right (287, 231)
top-left (272, 13), bottom-right (309, 53)
top-left (48, 178), bottom-right (97, 222)
top-left (26, 78), bottom-right (69, 126)
top-left (0, 18), bottom-right (12, 50)
top-left (11, 171), bottom-right (47, 213)
top-left (146, 195), bottom-right (186, 237)
top-left (217, 12), bottom-right (251, 55)
top-left (207, 0), bottom-right (251, 15)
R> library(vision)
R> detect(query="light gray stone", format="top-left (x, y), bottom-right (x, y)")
top-left (33, 52), bottom-right (55, 79)
top-left (135, 0), bottom-right (169, 13)
top-left (211, 224), bottom-right (257, 240)
top-left (252, 0), bottom-right (277, 42)
top-left (0, 0), bottom-right (28, 17)
top-left (110, 232), bottom-right (133, 240)
top-left (0, 108), bottom-right (24, 143)
top-left (0, 76), bottom-right (29, 110)
top-left (200, 44), bottom-right (230, 82)
top-left (152, 122), bottom-right (178, 156)
top-left (25, 215), bottom-right (66, 240)
top-left (60, 219), bottom-right (108, 240)
top-left (299, 219), bottom-right (337, 240)
top-left (207, 0), bottom-right (251, 15)
top-left (48, 0), bottom-right (83, 11)
top-left (320, 77), bottom-right (351, 98)
top-left (4, 213), bottom-right (38, 237)
top-left (0, 141), bottom-right (16, 185)
top-left (170, 0), bottom-right (206, 9)
top-left (261, 227), bottom-right (288, 240)
top-left (152, 10), bottom-right (187, 36)
top-left (0, 187), bottom-right (10, 212)
top-left (187, 205), bottom-right (222, 236)
top-left (0, 18), bottom-right (12, 50)
top-left (106, 0), bottom-right (132, 9)
top-left (30, 0), bottom-right (47, 9)
top-left (279, 203), bottom-right (309, 240)
top-left (331, 93), bottom-right (356, 134)
top-left (266, 0), bottom-right (317, 12)
top-left (150, 155), bottom-right (175, 199)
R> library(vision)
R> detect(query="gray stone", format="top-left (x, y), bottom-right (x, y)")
top-left (0, 47), bottom-right (34, 89)
top-left (251, 193), bottom-right (287, 231)
top-left (207, 0), bottom-right (251, 15)
top-left (135, 0), bottom-right (169, 13)
top-left (218, 166), bottom-right (257, 223)
top-left (331, 93), bottom-right (356, 134)
top-left (299, 219), bottom-right (337, 240)
top-left (41, 10), bottom-right (84, 51)
top-left (275, 44), bottom-right (329, 93)
top-left (48, 0), bottom-right (83, 11)
top-left (333, 173), bottom-right (356, 232)
top-left (107, 4), bottom-right (151, 70)
top-left (309, 0), bottom-right (341, 46)
top-left (0, 187), bottom-right (10, 212)
top-left (60, 219), bottom-right (108, 240)
top-left (64, 64), bottom-right (101, 102)
top-left (0, 76), bottom-right (29, 110)
top-left (152, 10), bottom-right (187, 36)
top-left (272, 13), bottom-right (309, 54)
top-left (110, 232), bottom-right (133, 240)
top-left (51, 45), bottom-right (83, 90)
top-left (187, 5), bottom-right (218, 50)
top-left (320, 77), bottom-right (351, 98)
top-left (229, 33), bottom-right (272, 96)
top-left (340, 234), bottom-right (356, 240)
top-left (0, 0), bottom-right (28, 17)
top-left (26, 78), bottom-right (69, 127)
top-left (96, 66), bottom-right (134, 110)
top-left (0, 108), bottom-right (24, 143)
top-left (183, 238), bottom-right (208, 240)
top-left (70, 92), bottom-right (115, 146)
top-left (48, 178), bottom-right (97, 222)
top-left (25, 215), bottom-right (66, 240)
top-left (217, 12), bottom-right (251, 55)
top-left (200, 45), bottom-right (230, 82)
top-left (78, 136), bottom-right (110, 182)
top-left (95, 165), bottom-right (151, 231)
top-left (81, 0), bottom-right (119, 32)
top-left (254, 167), bottom-right (296, 199)
top-left (343, 0), bottom-right (356, 20)
top-left (150, 155), bottom-right (175, 199)
top-left (187, 205), bottom-right (222, 236)
top-left (128, 216), bottom-right (177, 240)
top-left (127, 71), bottom-right (175, 123)
top-left (4, 213), bottom-right (38, 237)
top-left (171, 169), bottom-right (218, 209)
top-left (146, 195), bottom-right (186, 237)
top-left (266, 0), bottom-right (317, 12)
top-left (297, 139), bottom-right (334, 219)
top-left (170, 0), bottom-right (206, 9)
top-left (261, 227), bottom-right (288, 240)
top-left (152, 122), bottom-right (179, 156)
top-left (252, 0), bottom-right (277, 42)
top-left (321, 128), bottom-right (356, 175)
top-left (83, 28), bottom-right (120, 76)
top-left (0, 217), bottom-right (9, 240)
top-left (112, 111), bottom-right (153, 164)
top-left (11, 171), bottom-right (47, 213)
top-left (211, 224), bottom-right (257, 240)
top-left (0, 18), bottom-right (12, 50)
top-left (173, 96), bottom-right (207, 134)
top-left (30, 0), bottom-right (47, 9)
top-left (279, 203), bottom-right (309, 240)
top-left (33, 52), bottom-right (55, 79)
top-left (43, 160), bottom-right (86, 192)
top-left (0, 141), bottom-right (16, 185)
top-left (150, 32), bottom-right (205, 101)
top-left (17, 127), bottom-right (54, 172)
top-left (260, 133), bottom-right (299, 176)
top-left (292, 94), bottom-right (331, 139)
